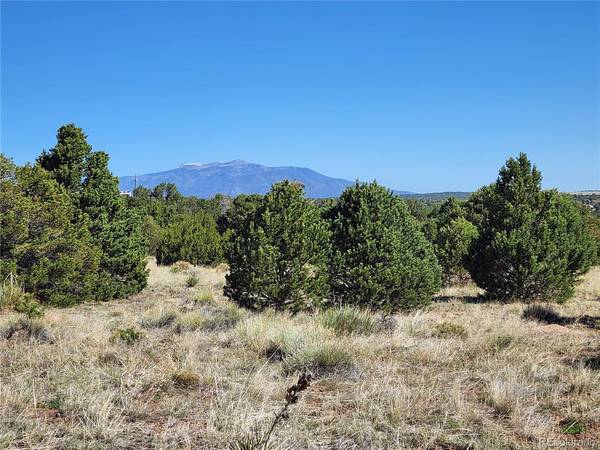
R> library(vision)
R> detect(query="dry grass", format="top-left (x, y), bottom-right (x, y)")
top-left (1, 260), bottom-right (599, 449)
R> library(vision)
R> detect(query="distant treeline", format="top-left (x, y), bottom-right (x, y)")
top-left (1, 124), bottom-right (599, 313)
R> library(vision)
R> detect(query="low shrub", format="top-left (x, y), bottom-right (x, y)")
top-left (560, 418), bottom-right (585, 435)
top-left (522, 304), bottom-right (568, 325)
top-left (172, 369), bottom-right (200, 389)
top-left (14, 297), bottom-right (45, 320)
top-left (195, 291), bottom-right (214, 305)
top-left (202, 303), bottom-right (245, 331)
top-left (186, 275), bottom-right (199, 288)
top-left (433, 321), bottom-right (468, 338)
top-left (171, 261), bottom-right (192, 273)
top-left (283, 341), bottom-right (354, 377)
top-left (139, 308), bottom-right (177, 329)
top-left (486, 334), bottom-right (514, 352)
top-left (317, 306), bottom-right (381, 336)
top-left (174, 311), bottom-right (205, 333)
top-left (111, 327), bottom-right (143, 345)
top-left (0, 317), bottom-right (53, 342)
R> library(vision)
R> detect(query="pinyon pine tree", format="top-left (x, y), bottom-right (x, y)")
top-left (327, 182), bottom-right (441, 312)
top-left (38, 124), bottom-right (148, 300)
top-left (0, 155), bottom-right (100, 306)
top-left (156, 211), bottom-right (223, 266)
top-left (224, 181), bottom-right (330, 312)
top-left (424, 197), bottom-right (478, 286)
top-left (466, 153), bottom-right (596, 302)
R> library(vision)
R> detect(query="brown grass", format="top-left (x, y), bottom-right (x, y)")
top-left (1, 261), bottom-right (599, 449)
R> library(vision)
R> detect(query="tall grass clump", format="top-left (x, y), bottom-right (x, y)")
top-left (139, 307), bottom-right (178, 328)
top-left (282, 341), bottom-right (354, 377)
top-left (317, 306), bottom-right (381, 336)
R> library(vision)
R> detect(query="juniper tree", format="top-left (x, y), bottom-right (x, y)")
top-left (0, 156), bottom-right (100, 305)
top-left (224, 181), bottom-right (330, 312)
top-left (466, 153), bottom-right (596, 302)
top-left (156, 211), bottom-right (223, 266)
top-left (38, 124), bottom-right (92, 196)
top-left (424, 197), bottom-right (478, 285)
top-left (327, 182), bottom-right (441, 312)
top-left (35, 125), bottom-right (148, 300)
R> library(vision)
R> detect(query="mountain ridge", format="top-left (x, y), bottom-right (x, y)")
top-left (119, 160), bottom-right (414, 198)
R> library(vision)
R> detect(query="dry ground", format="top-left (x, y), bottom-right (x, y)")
top-left (1, 261), bottom-right (599, 449)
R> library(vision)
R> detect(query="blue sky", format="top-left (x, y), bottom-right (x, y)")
top-left (1, 2), bottom-right (598, 192)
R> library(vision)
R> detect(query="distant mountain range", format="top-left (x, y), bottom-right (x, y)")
top-left (118, 160), bottom-right (469, 199)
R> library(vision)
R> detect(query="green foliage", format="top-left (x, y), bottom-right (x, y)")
top-left (14, 296), bottom-right (44, 320)
top-left (425, 198), bottom-right (478, 285)
top-left (37, 124), bottom-right (92, 194)
top-left (0, 156), bottom-right (101, 306)
top-left (111, 327), bottom-right (143, 345)
top-left (3, 125), bottom-right (148, 305)
top-left (317, 306), bottom-right (381, 336)
top-left (186, 275), bottom-right (199, 287)
top-left (142, 215), bottom-right (162, 255)
top-left (78, 149), bottom-right (148, 299)
top-left (225, 181), bottom-right (331, 312)
top-left (561, 418), bottom-right (585, 435)
top-left (282, 342), bottom-right (354, 376)
top-left (466, 153), bottom-right (596, 302)
top-left (327, 182), bottom-right (441, 312)
top-left (156, 212), bottom-right (223, 266)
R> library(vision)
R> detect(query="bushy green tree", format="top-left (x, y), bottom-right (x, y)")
top-left (466, 153), bottom-right (596, 302)
top-left (0, 156), bottom-right (100, 305)
top-left (424, 198), bottom-right (478, 285)
top-left (156, 212), bottom-right (223, 266)
top-left (32, 124), bottom-right (148, 302)
top-left (142, 215), bottom-right (162, 255)
top-left (78, 150), bottom-right (148, 298)
top-left (327, 182), bottom-right (441, 312)
top-left (224, 181), bottom-right (330, 312)
top-left (37, 124), bottom-right (92, 195)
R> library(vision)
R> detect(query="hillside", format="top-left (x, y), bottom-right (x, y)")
top-left (1, 260), bottom-right (599, 448)
top-left (119, 161), bottom-right (367, 198)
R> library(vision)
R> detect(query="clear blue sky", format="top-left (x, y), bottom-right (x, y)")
top-left (1, 2), bottom-right (598, 192)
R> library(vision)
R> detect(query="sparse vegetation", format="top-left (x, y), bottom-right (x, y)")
top-left (139, 307), bottom-right (178, 328)
top-left (433, 321), bottom-right (468, 338)
top-left (171, 369), bottom-right (201, 389)
top-left (1, 260), bottom-right (599, 448)
top-left (186, 275), bottom-right (199, 287)
top-left (111, 326), bottom-right (143, 345)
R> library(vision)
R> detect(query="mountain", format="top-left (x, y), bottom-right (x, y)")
top-left (119, 160), bottom-right (389, 198)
